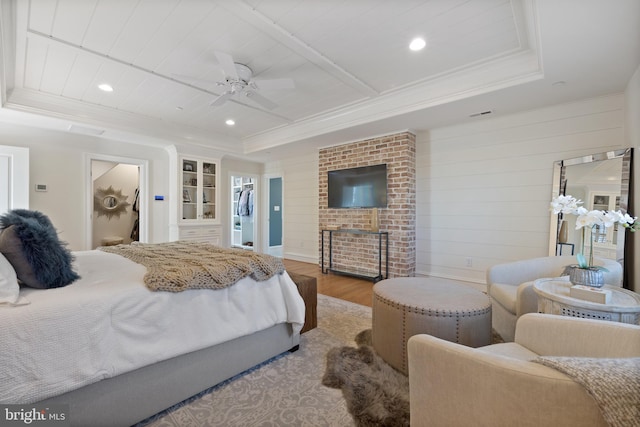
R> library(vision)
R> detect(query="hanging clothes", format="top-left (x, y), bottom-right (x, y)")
top-left (132, 188), bottom-right (140, 212)
top-left (237, 189), bottom-right (254, 217)
top-left (130, 187), bottom-right (140, 241)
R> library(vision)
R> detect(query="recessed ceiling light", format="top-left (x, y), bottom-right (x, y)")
top-left (98, 83), bottom-right (113, 92)
top-left (409, 37), bottom-right (426, 51)
top-left (225, 119), bottom-right (235, 126)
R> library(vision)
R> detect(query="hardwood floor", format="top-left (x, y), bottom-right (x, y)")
top-left (283, 259), bottom-right (374, 307)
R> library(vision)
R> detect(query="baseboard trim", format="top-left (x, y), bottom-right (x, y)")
top-left (283, 252), bottom-right (317, 264)
top-left (414, 270), bottom-right (486, 285)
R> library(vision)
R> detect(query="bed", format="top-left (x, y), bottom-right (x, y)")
top-left (0, 218), bottom-right (305, 427)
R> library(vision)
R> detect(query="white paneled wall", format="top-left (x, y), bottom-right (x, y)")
top-left (257, 93), bottom-right (636, 281)
top-left (264, 151), bottom-right (319, 263)
top-left (416, 94), bottom-right (627, 282)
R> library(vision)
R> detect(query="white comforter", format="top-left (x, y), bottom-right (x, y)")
top-left (0, 250), bottom-right (305, 404)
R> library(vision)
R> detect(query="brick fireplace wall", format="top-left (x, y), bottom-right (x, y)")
top-left (318, 131), bottom-right (416, 278)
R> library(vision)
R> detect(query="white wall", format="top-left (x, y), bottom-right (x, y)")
top-left (267, 94), bottom-right (629, 282)
top-left (415, 94), bottom-right (627, 282)
top-left (0, 122), bottom-right (171, 250)
top-left (263, 151), bottom-right (318, 263)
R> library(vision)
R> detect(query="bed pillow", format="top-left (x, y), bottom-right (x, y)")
top-left (0, 252), bottom-right (19, 304)
top-left (0, 210), bottom-right (80, 289)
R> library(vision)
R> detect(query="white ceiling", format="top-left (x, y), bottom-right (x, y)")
top-left (0, 0), bottom-right (639, 161)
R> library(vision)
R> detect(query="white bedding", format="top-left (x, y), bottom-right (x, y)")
top-left (0, 250), bottom-right (305, 404)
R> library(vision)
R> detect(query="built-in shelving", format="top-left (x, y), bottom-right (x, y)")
top-left (179, 156), bottom-right (220, 245)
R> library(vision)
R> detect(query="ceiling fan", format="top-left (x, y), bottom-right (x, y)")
top-left (187, 51), bottom-right (295, 110)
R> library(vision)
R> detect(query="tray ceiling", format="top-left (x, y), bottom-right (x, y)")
top-left (0, 0), bottom-right (639, 159)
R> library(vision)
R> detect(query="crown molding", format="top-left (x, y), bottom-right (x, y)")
top-left (242, 48), bottom-right (543, 153)
top-left (5, 87), bottom-right (244, 152)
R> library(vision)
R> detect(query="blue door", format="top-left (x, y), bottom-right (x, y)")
top-left (269, 177), bottom-right (282, 247)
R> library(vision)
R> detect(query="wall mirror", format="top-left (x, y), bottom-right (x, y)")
top-left (94, 186), bottom-right (131, 220)
top-left (548, 148), bottom-right (633, 271)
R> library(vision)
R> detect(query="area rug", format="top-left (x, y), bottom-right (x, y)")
top-left (322, 329), bottom-right (505, 427)
top-left (135, 294), bottom-right (372, 426)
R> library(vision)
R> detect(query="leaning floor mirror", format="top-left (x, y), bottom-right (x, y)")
top-left (549, 148), bottom-right (633, 287)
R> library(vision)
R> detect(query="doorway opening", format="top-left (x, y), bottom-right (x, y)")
top-left (231, 174), bottom-right (257, 250)
top-left (85, 154), bottom-right (148, 250)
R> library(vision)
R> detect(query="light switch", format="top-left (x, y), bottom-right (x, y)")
top-left (274, 206), bottom-right (280, 211)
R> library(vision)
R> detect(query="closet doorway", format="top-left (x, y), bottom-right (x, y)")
top-left (231, 174), bottom-right (257, 250)
top-left (85, 154), bottom-right (148, 250)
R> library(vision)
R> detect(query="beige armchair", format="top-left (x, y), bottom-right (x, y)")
top-left (486, 255), bottom-right (622, 341)
top-left (408, 313), bottom-right (640, 427)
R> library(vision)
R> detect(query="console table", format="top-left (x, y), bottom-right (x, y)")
top-left (533, 278), bottom-right (640, 324)
top-left (321, 229), bottom-right (389, 282)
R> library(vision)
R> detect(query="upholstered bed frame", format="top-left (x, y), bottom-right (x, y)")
top-left (38, 323), bottom-right (300, 427)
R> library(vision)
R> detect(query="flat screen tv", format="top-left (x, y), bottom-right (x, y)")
top-left (328, 164), bottom-right (387, 208)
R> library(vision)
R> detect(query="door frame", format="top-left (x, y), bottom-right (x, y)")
top-left (0, 145), bottom-right (29, 212)
top-left (84, 153), bottom-right (148, 250)
top-left (262, 173), bottom-right (284, 255)
top-left (229, 171), bottom-right (260, 250)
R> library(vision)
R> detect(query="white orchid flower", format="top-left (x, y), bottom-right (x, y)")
top-left (550, 195), bottom-right (638, 268)
top-left (602, 210), bottom-right (623, 227)
top-left (575, 209), bottom-right (604, 229)
top-left (550, 195), bottom-right (583, 214)
top-left (621, 213), bottom-right (637, 225)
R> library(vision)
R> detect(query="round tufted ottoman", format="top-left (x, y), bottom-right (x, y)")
top-left (372, 277), bottom-right (492, 375)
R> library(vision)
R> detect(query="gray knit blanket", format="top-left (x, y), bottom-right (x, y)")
top-left (99, 241), bottom-right (284, 292)
top-left (534, 356), bottom-right (640, 427)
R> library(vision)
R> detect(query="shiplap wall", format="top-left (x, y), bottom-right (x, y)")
top-left (264, 151), bottom-right (319, 263)
top-left (263, 94), bottom-right (630, 282)
top-left (416, 94), bottom-right (627, 283)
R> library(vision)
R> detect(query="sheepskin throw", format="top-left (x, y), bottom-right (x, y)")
top-left (322, 329), bottom-right (410, 427)
top-left (100, 241), bottom-right (284, 292)
top-left (534, 356), bottom-right (640, 427)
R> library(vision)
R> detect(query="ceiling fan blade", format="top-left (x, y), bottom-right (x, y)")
top-left (210, 91), bottom-right (233, 107)
top-left (214, 51), bottom-right (239, 79)
top-left (252, 78), bottom-right (295, 91)
top-left (244, 90), bottom-right (278, 110)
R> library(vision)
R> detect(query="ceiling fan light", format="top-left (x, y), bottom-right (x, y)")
top-left (409, 37), bottom-right (426, 51)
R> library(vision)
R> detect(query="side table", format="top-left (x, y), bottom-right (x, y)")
top-left (533, 278), bottom-right (640, 324)
top-left (288, 272), bottom-right (318, 333)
